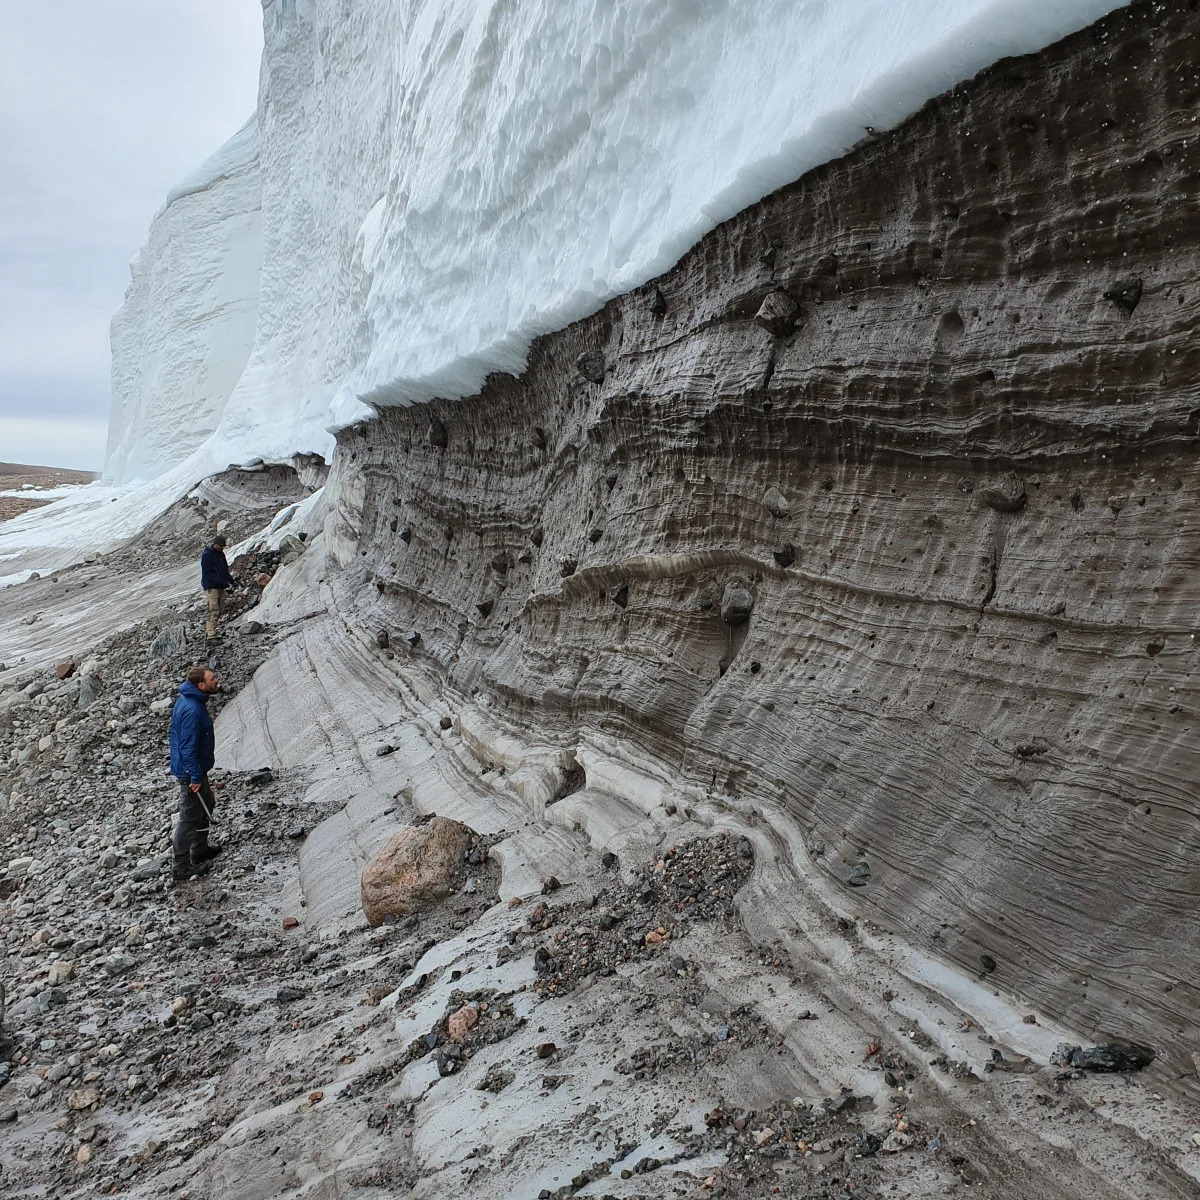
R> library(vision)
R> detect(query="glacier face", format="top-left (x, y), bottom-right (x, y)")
top-left (106, 118), bottom-right (263, 485)
top-left (106, 0), bottom-right (1126, 486)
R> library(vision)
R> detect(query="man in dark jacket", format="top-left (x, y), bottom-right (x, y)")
top-left (200, 535), bottom-right (234, 642)
top-left (169, 665), bottom-right (223, 880)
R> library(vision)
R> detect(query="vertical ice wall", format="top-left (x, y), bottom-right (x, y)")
top-left (105, 119), bottom-right (263, 485)
top-left (102, 0), bottom-right (1129, 488)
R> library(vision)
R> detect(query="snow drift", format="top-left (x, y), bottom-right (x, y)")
top-left (101, 0), bottom-right (1127, 492)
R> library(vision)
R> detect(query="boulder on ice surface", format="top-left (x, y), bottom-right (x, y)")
top-left (361, 817), bottom-right (472, 927)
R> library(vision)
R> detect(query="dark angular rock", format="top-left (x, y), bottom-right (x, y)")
top-left (376, 744), bottom-right (396, 757)
top-left (982, 472), bottom-right (1027, 513)
top-left (476, 600), bottom-right (494, 619)
top-left (403, 631), bottom-right (421, 649)
top-left (530, 527), bottom-right (544, 548)
top-left (428, 419), bottom-right (448, 448)
top-left (148, 625), bottom-right (187, 661)
top-left (754, 289), bottom-right (800, 337)
top-left (439, 716), bottom-right (453, 731)
top-left (375, 630), bottom-right (389, 650)
top-left (1015, 740), bottom-right (1049, 759)
top-left (576, 350), bottom-right (606, 384)
top-left (648, 286), bottom-right (667, 315)
top-left (490, 555), bottom-right (508, 575)
top-left (560, 558), bottom-right (577, 578)
top-left (773, 542), bottom-right (797, 569)
top-left (610, 583), bottom-right (628, 608)
top-left (1052, 1042), bottom-right (1155, 1072)
top-left (400, 527), bottom-right (412, 544)
top-left (856, 1131), bottom-right (882, 1157)
top-left (1103, 277), bottom-right (1142, 315)
top-left (846, 862), bottom-right (871, 888)
top-left (720, 581), bottom-right (753, 627)
top-left (77, 674), bottom-right (100, 710)
top-left (129, 858), bottom-right (164, 883)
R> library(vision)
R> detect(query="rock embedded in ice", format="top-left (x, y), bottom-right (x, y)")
top-left (982, 473), bottom-right (1027, 513)
top-left (720, 581), bottom-right (753, 627)
top-left (754, 289), bottom-right (801, 338)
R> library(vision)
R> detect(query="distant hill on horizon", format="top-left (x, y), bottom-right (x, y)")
top-left (0, 461), bottom-right (98, 481)
top-left (0, 462), bottom-right (98, 522)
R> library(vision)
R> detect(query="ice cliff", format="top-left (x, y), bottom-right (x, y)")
top-left (106, 118), bottom-right (263, 485)
top-left (103, 0), bottom-right (1126, 487)
top-left (243, 0), bottom-right (1200, 1103)
top-left (6, 4), bottom-right (1200, 1193)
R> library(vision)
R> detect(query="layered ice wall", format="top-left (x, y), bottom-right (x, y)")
top-left (109, 0), bottom-right (1123, 485)
top-left (106, 119), bottom-right (263, 485)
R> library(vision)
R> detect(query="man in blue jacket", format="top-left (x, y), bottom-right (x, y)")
top-left (200, 535), bottom-right (234, 643)
top-left (169, 665), bottom-right (223, 881)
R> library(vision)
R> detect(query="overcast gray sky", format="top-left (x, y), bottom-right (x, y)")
top-left (0, 1), bottom-right (262, 472)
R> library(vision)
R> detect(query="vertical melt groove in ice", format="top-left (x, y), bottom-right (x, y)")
top-left (16, 0), bottom-right (1127, 565)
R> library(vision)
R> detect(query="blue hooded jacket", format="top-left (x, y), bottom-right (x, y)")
top-left (169, 682), bottom-right (215, 783)
top-left (200, 544), bottom-right (233, 591)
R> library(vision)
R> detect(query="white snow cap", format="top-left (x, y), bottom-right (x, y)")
top-left (96, 1), bottom-right (1123, 501)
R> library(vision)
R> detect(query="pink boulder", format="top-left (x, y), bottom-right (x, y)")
top-left (447, 1004), bottom-right (479, 1042)
top-left (361, 817), bottom-right (472, 927)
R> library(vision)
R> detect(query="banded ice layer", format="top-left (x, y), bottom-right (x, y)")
top-left (51, 1), bottom-right (1128, 549)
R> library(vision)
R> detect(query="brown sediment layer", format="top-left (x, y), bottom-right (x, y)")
top-left (328, 0), bottom-right (1200, 1096)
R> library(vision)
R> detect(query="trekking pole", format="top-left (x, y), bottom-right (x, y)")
top-left (195, 787), bottom-right (218, 827)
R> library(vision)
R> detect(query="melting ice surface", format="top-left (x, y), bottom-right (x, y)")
top-left (10, 0), bottom-right (1127, 569)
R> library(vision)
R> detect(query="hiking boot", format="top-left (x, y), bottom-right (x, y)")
top-left (172, 860), bottom-right (212, 882)
top-left (194, 844), bottom-right (223, 862)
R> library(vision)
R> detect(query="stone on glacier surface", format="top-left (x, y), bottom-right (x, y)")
top-left (360, 817), bottom-right (471, 927)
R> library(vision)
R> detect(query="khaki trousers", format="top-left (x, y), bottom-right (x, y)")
top-left (204, 588), bottom-right (226, 638)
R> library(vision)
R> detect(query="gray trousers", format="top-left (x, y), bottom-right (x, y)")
top-left (173, 776), bottom-right (215, 867)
